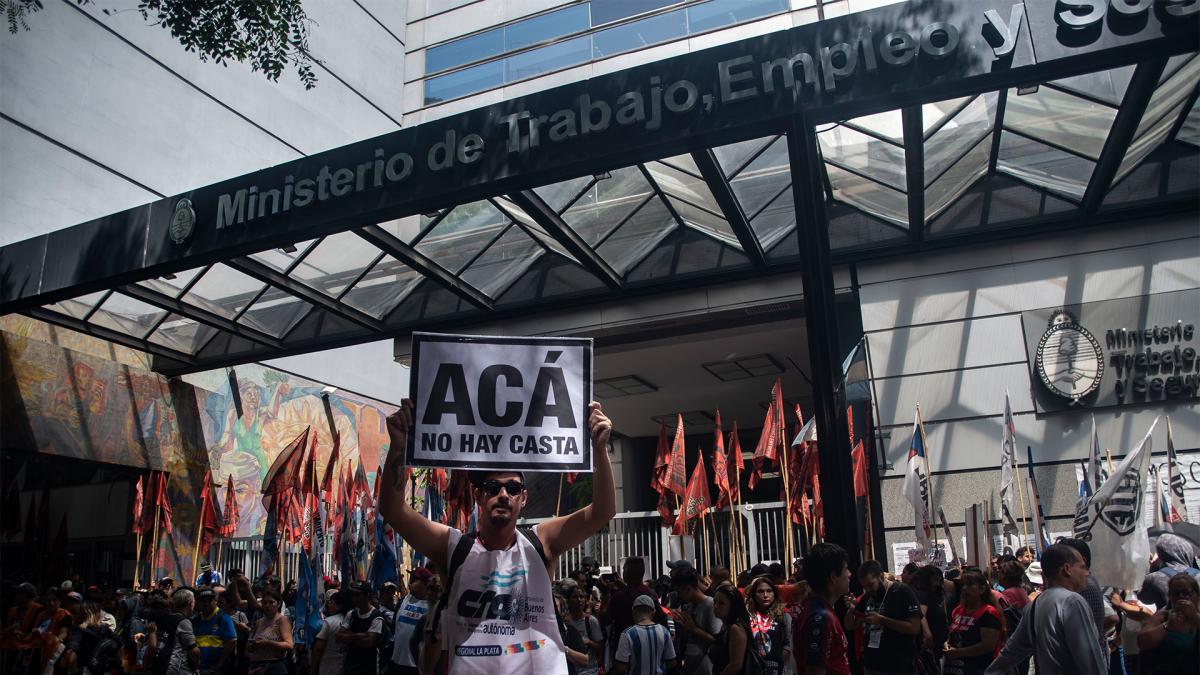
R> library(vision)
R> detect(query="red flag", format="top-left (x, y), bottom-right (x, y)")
top-left (155, 471), bottom-right (173, 534)
top-left (198, 471), bottom-right (221, 557)
top-left (713, 410), bottom-right (731, 508)
top-left (665, 414), bottom-right (688, 496)
top-left (674, 451), bottom-right (712, 535)
top-left (750, 379), bottom-right (786, 490)
top-left (131, 474), bottom-right (149, 535)
top-left (220, 474), bottom-right (240, 537)
top-left (301, 432), bottom-right (319, 495)
top-left (565, 473), bottom-right (578, 485)
top-left (785, 405), bottom-right (806, 524)
top-left (656, 491), bottom-right (676, 530)
top-left (262, 428), bottom-right (311, 506)
top-left (652, 421), bottom-right (670, 494)
top-left (445, 470), bottom-right (474, 531)
top-left (727, 422), bottom-right (744, 505)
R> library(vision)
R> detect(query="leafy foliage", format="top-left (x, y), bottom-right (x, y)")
top-left (4, 0), bottom-right (319, 89)
top-left (568, 474), bottom-right (593, 508)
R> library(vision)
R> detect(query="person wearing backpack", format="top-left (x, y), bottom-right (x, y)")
top-left (338, 582), bottom-right (385, 675)
top-left (147, 589), bottom-right (200, 675)
top-left (376, 400), bottom-right (616, 675)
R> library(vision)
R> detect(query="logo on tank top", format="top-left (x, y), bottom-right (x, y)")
top-left (457, 566), bottom-right (543, 624)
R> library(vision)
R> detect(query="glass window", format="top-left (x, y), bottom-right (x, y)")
top-left (425, 61), bottom-right (503, 104)
top-left (135, 267), bottom-right (205, 298)
top-left (818, 124), bottom-right (907, 192)
top-left (1004, 86), bottom-right (1116, 161)
top-left (506, 36), bottom-right (591, 82)
top-left (1135, 55), bottom-right (1200, 139)
top-left (1116, 101), bottom-right (1186, 183)
top-left (182, 263), bottom-right (266, 319)
top-left (460, 225), bottom-right (546, 298)
top-left (416, 200), bottom-right (509, 273)
top-left (239, 292), bottom-right (312, 338)
top-left (826, 163), bottom-right (909, 226)
top-left (665, 197), bottom-right (741, 248)
top-left (925, 135), bottom-right (990, 222)
top-left (533, 175), bottom-right (593, 212)
top-left (89, 292), bottom-right (167, 339)
top-left (924, 93), bottom-right (996, 186)
top-left (290, 232), bottom-right (383, 298)
top-left (996, 131), bottom-right (1095, 201)
top-left (646, 160), bottom-right (716, 209)
top-left (43, 291), bottom-right (109, 321)
top-left (593, 9), bottom-right (686, 58)
top-left (249, 240), bottom-right (316, 274)
top-left (729, 136), bottom-right (790, 217)
top-left (596, 196), bottom-right (679, 273)
top-left (1177, 97), bottom-right (1200, 147)
top-left (715, 135), bottom-right (777, 178)
top-left (686, 0), bottom-right (788, 34)
top-left (148, 314), bottom-right (217, 355)
top-left (505, 4), bottom-right (590, 51)
top-left (562, 166), bottom-right (653, 245)
top-left (749, 188), bottom-right (796, 252)
top-left (592, 0), bottom-right (680, 25)
top-left (426, 28), bottom-right (503, 75)
top-left (1053, 64), bottom-right (1134, 105)
top-left (341, 255), bottom-right (422, 319)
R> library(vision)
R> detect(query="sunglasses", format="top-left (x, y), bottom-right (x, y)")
top-left (480, 479), bottom-right (525, 496)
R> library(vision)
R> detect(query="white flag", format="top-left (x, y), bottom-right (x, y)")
top-left (903, 410), bottom-right (933, 560)
top-left (999, 392), bottom-right (1019, 539)
top-left (1086, 418), bottom-right (1158, 591)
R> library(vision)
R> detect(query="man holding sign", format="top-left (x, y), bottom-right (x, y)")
top-left (378, 334), bottom-right (614, 675)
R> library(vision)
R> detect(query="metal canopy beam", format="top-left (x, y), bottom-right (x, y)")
top-left (1081, 58), bottom-right (1168, 215)
top-left (355, 226), bottom-right (496, 312)
top-left (690, 149), bottom-right (767, 268)
top-left (903, 107), bottom-right (926, 242)
top-left (225, 257), bottom-right (387, 332)
top-left (25, 307), bottom-right (198, 365)
top-left (505, 190), bottom-right (624, 290)
top-left (119, 284), bottom-right (284, 349)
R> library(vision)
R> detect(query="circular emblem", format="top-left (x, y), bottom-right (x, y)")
top-left (1035, 310), bottom-right (1103, 404)
top-left (1096, 470), bottom-right (1141, 536)
top-left (170, 198), bottom-right (195, 245)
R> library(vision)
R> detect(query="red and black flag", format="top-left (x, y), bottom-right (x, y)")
top-left (198, 470), bottom-right (222, 557)
top-left (664, 414), bottom-right (688, 497)
top-left (674, 451), bottom-right (712, 536)
top-left (713, 410), bottom-right (731, 509)
top-left (219, 474), bottom-right (240, 538)
top-left (726, 422), bottom-right (744, 505)
top-left (262, 427), bottom-right (311, 510)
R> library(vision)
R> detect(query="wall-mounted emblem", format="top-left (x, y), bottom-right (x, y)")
top-left (170, 198), bottom-right (196, 245)
top-left (1035, 310), bottom-right (1104, 404)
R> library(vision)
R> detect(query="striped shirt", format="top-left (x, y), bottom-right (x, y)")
top-left (615, 623), bottom-right (676, 675)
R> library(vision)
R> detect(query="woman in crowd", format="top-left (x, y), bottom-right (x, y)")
top-left (311, 590), bottom-right (347, 675)
top-left (246, 590), bottom-right (291, 675)
top-left (710, 586), bottom-right (749, 675)
top-left (745, 576), bottom-right (792, 675)
top-left (943, 570), bottom-right (1003, 675)
top-left (1137, 573), bottom-right (1199, 675)
top-left (913, 565), bottom-right (948, 675)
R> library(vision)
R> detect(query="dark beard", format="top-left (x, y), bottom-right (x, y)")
top-left (489, 512), bottom-right (512, 527)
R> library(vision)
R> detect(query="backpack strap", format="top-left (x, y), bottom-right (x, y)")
top-left (439, 530), bottom-right (477, 609)
top-left (518, 526), bottom-right (550, 568)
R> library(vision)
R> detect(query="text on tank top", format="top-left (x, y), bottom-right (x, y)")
top-left (444, 526), bottom-right (568, 674)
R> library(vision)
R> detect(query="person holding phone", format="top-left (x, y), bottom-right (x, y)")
top-left (1136, 574), bottom-right (1199, 675)
top-left (845, 561), bottom-right (921, 675)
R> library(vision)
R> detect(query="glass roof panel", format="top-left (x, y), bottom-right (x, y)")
top-left (1136, 55), bottom-right (1200, 139)
top-left (925, 135), bottom-right (991, 222)
top-left (249, 239), bottom-right (317, 273)
top-left (1160, 53), bottom-right (1194, 84)
top-left (135, 266), bottom-right (205, 298)
top-left (561, 166), bottom-right (652, 246)
top-left (43, 290), bottom-right (109, 320)
top-left (88, 292), bottom-right (167, 339)
top-left (596, 196), bottom-right (678, 274)
top-left (341, 255), bottom-right (422, 319)
top-left (1053, 65), bottom-right (1135, 106)
top-left (182, 263), bottom-right (266, 319)
top-left (460, 225), bottom-right (546, 298)
top-left (924, 93), bottom-right (996, 186)
top-left (147, 313), bottom-right (218, 355)
top-left (729, 136), bottom-right (791, 217)
top-left (749, 188), bottom-right (796, 252)
top-left (818, 124), bottom-right (907, 191)
top-left (377, 216), bottom-right (424, 243)
top-left (1178, 96), bottom-right (1200, 147)
top-left (714, 135), bottom-right (776, 178)
top-left (415, 200), bottom-right (509, 273)
top-left (290, 232), bottom-right (383, 297)
top-left (922, 96), bottom-right (973, 134)
top-left (1004, 86), bottom-right (1117, 161)
top-left (532, 175), bottom-right (593, 212)
top-left (826, 163), bottom-right (908, 226)
top-left (491, 196), bottom-right (578, 261)
top-left (1116, 101), bottom-right (1186, 184)
top-left (844, 109), bottom-right (903, 143)
top-left (239, 292), bottom-right (313, 338)
top-left (664, 197), bottom-right (742, 249)
top-left (646, 160), bottom-right (722, 212)
top-left (996, 131), bottom-right (1094, 201)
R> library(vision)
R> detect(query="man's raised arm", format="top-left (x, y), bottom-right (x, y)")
top-left (536, 401), bottom-right (618, 561)
top-left (379, 399), bottom-right (451, 569)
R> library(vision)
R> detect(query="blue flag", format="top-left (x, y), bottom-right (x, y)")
top-left (368, 509), bottom-right (398, 590)
top-left (260, 506), bottom-right (279, 580)
top-left (293, 499), bottom-right (324, 645)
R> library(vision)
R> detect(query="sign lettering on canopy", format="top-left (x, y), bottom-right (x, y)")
top-left (408, 332), bottom-right (593, 472)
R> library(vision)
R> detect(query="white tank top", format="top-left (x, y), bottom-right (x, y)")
top-left (443, 526), bottom-right (568, 675)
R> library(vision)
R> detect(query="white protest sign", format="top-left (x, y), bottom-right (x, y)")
top-left (409, 332), bottom-right (593, 472)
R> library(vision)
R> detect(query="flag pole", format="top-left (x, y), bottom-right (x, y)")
top-left (555, 474), bottom-right (565, 518)
top-left (133, 532), bottom-right (144, 589)
top-left (733, 450), bottom-right (746, 575)
top-left (149, 483), bottom-right (162, 588)
top-left (1105, 449), bottom-right (1116, 475)
top-left (1013, 448), bottom-right (1031, 544)
top-left (192, 477), bottom-right (210, 584)
top-left (779, 440), bottom-right (795, 571)
top-left (916, 404), bottom-right (940, 553)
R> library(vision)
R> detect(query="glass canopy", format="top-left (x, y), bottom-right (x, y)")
top-left (24, 56), bottom-right (1200, 372)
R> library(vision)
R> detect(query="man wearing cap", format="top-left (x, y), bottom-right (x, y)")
top-left (196, 561), bottom-right (223, 588)
top-left (379, 400), bottom-right (616, 675)
top-left (389, 568), bottom-right (435, 675)
top-left (192, 587), bottom-right (236, 675)
top-left (613, 595), bottom-right (676, 675)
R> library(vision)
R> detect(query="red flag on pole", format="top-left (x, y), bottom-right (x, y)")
top-left (301, 432), bottom-right (319, 495)
top-left (155, 471), bottom-right (173, 534)
top-left (727, 422), bottom-right (744, 504)
top-left (220, 474), bottom-right (240, 537)
top-left (262, 428), bottom-right (311, 504)
top-left (665, 414), bottom-right (688, 496)
top-left (445, 470), bottom-right (474, 531)
top-left (674, 452), bottom-right (712, 536)
top-left (713, 410), bottom-right (731, 508)
top-left (198, 470), bottom-right (222, 557)
top-left (132, 474), bottom-right (149, 535)
top-left (652, 421), bottom-right (670, 494)
top-left (320, 429), bottom-right (341, 495)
